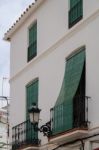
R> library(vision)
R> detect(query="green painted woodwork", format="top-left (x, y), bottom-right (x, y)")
top-left (53, 48), bottom-right (85, 135)
top-left (69, 0), bottom-right (83, 28)
top-left (26, 80), bottom-right (38, 140)
top-left (70, 0), bottom-right (81, 8)
top-left (29, 22), bottom-right (37, 45)
top-left (28, 22), bottom-right (37, 61)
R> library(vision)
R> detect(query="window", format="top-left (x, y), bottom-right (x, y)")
top-left (69, 0), bottom-right (83, 28)
top-left (52, 47), bottom-right (86, 135)
top-left (26, 79), bottom-right (38, 119)
top-left (28, 22), bottom-right (37, 62)
top-left (12, 79), bottom-right (39, 149)
top-left (26, 79), bottom-right (38, 140)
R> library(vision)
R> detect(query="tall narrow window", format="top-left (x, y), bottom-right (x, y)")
top-left (52, 48), bottom-right (86, 135)
top-left (26, 79), bottom-right (38, 142)
top-left (28, 22), bottom-right (37, 62)
top-left (69, 0), bottom-right (83, 28)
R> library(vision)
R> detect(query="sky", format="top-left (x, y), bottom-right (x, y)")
top-left (0, 0), bottom-right (35, 107)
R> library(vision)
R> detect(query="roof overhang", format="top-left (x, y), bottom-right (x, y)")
top-left (49, 128), bottom-right (88, 145)
top-left (4, 0), bottom-right (45, 41)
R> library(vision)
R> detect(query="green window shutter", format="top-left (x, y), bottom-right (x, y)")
top-left (53, 48), bottom-right (85, 135)
top-left (70, 0), bottom-right (80, 8)
top-left (69, 0), bottom-right (83, 28)
top-left (26, 79), bottom-right (38, 140)
top-left (26, 79), bottom-right (38, 119)
top-left (28, 22), bottom-right (37, 62)
top-left (29, 22), bottom-right (37, 45)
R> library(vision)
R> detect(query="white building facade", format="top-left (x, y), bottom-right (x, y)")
top-left (4, 0), bottom-right (99, 150)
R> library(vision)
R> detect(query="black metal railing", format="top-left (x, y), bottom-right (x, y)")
top-left (69, 0), bottom-right (83, 28)
top-left (12, 120), bottom-right (40, 150)
top-left (73, 95), bottom-right (89, 128)
top-left (28, 41), bottom-right (37, 62)
top-left (51, 96), bottom-right (89, 135)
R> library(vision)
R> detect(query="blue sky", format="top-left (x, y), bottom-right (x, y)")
top-left (0, 0), bottom-right (35, 107)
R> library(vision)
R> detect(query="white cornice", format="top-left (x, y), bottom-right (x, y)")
top-left (9, 8), bottom-right (99, 82)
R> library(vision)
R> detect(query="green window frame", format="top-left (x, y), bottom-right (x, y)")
top-left (69, 0), bottom-right (83, 28)
top-left (28, 21), bottom-right (37, 62)
top-left (26, 79), bottom-right (39, 140)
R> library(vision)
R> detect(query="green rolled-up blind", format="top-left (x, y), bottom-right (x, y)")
top-left (53, 48), bottom-right (85, 135)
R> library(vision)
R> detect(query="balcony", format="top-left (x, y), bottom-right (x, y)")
top-left (49, 96), bottom-right (89, 144)
top-left (69, 0), bottom-right (83, 28)
top-left (12, 120), bottom-right (40, 150)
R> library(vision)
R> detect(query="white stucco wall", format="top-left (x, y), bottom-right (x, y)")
top-left (84, 0), bottom-right (99, 18)
top-left (10, 0), bottom-right (68, 77)
top-left (9, 0), bottom-right (99, 147)
top-left (10, 0), bottom-right (99, 77)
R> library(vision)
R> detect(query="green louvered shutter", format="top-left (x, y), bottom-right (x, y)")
top-left (69, 0), bottom-right (83, 28)
top-left (26, 80), bottom-right (38, 141)
top-left (70, 0), bottom-right (80, 8)
top-left (28, 22), bottom-right (37, 62)
top-left (52, 48), bottom-right (85, 135)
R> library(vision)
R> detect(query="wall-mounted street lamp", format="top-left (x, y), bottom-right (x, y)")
top-left (28, 103), bottom-right (52, 137)
top-left (28, 103), bottom-right (41, 124)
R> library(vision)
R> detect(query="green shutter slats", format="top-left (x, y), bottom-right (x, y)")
top-left (70, 0), bottom-right (81, 8)
top-left (28, 42), bottom-right (37, 62)
top-left (69, 0), bottom-right (83, 28)
top-left (28, 22), bottom-right (37, 62)
top-left (29, 22), bottom-right (37, 45)
top-left (26, 80), bottom-right (38, 139)
top-left (53, 48), bottom-right (85, 135)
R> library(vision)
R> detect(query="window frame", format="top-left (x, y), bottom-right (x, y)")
top-left (27, 20), bottom-right (37, 62)
top-left (68, 0), bottom-right (83, 28)
top-left (25, 78), bottom-right (39, 141)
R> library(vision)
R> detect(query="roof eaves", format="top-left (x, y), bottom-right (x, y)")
top-left (4, 0), bottom-right (44, 41)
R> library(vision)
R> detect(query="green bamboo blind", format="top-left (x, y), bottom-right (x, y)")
top-left (53, 48), bottom-right (85, 135)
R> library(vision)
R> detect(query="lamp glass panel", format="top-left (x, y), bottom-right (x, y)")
top-left (30, 112), bottom-right (34, 123)
top-left (34, 112), bottom-right (39, 123)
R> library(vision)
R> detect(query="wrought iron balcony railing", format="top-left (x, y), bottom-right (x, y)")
top-left (12, 120), bottom-right (40, 150)
top-left (51, 96), bottom-right (89, 136)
